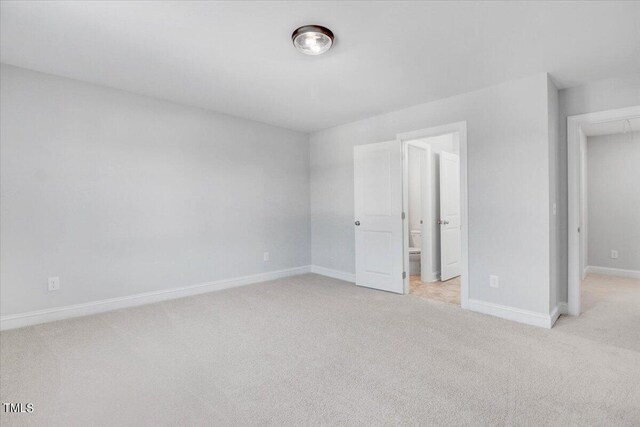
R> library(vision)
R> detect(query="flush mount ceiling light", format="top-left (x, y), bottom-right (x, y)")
top-left (292, 25), bottom-right (334, 55)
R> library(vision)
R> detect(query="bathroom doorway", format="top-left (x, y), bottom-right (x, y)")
top-left (400, 123), bottom-right (467, 306)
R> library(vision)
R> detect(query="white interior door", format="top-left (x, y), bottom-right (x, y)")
top-left (354, 141), bottom-right (404, 293)
top-left (439, 151), bottom-right (461, 281)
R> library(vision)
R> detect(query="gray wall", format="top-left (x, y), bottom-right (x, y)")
top-left (0, 64), bottom-right (310, 315)
top-left (310, 73), bottom-right (553, 314)
top-left (557, 74), bottom-right (640, 301)
top-left (586, 132), bottom-right (640, 271)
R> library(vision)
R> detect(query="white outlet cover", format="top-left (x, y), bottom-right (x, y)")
top-left (263, 252), bottom-right (270, 262)
top-left (489, 275), bottom-right (499, 288)
top-left (611, 250), bottom-right (618, 259)
top-left (48, 277), bottom-right (60, 291)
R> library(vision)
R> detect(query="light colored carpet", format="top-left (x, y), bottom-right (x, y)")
top-left (410, 275), bottom-right (461, 305)
top-left (1, 273), bottom-right (639, 426)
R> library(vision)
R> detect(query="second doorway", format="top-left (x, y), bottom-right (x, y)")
top-left (406, 132), bottom-right (462, 305)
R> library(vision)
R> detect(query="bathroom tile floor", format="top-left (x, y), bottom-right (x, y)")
top-left (410, 275), bottom-right (460, 305)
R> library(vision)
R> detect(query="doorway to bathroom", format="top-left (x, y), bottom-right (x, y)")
top-left (352, 121), bottom-right (468, 307)
top-left (404, 131), bottom-right (462, 305)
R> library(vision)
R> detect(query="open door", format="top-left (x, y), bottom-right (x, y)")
top-left (354, 140), bottom-right (404, 293)
top-left (439, 151), bottom-right (461, 281)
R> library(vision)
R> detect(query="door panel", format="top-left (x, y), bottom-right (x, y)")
top-left (439, 151), bottom-right (461, 281)
top-left (354, 141), bottom-right (404, 293)
top-left (363, 231), bottom-right (393, 274)
top-left (363, 150), bottom-right (392, 216)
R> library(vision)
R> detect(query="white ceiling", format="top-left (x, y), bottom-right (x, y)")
top-left (1, 1), bottom-right (639, 132)
top-left (583, 117), bottom-right (640, 136)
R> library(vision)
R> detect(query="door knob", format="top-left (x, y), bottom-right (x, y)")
top-left (355, 221), bottom-right (361, 226)
top-left (438, 219), bottom-right (449, 225)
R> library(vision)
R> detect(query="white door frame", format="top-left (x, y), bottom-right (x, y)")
top-left (567, 105), bottom-right (640, 316)
top-left (398, 121), bottom-right (469, 309)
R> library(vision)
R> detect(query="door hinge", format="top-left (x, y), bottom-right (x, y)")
top-left (401, 212), bottom-right (406, 220)
top-left (402, 271), bottom-right (407, 279)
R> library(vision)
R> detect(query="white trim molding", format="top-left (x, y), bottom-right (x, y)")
top-left (468, 299), bottom-right (560, 329)
top-left (0, 266), bottom-right (311, 331)
top-left (567, 105), bottom-right (640, 316)
top-left (550, 302), bottom-right (568, 327)
top-left (558, 302), bottom-right (569, 315)
top-left (310, 265), bottom-right (356, 283)
top-left (585, 266), bottom-right (640, 279)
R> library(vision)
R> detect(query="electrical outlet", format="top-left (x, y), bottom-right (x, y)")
top-left (611, 250), bottom-right (618, 259)
top-left (48, 277), bottom-right (60, 291)
top-left (489, 275), bottom-right (499, 288)
top-left (263, 252), bottom-right (270, 262)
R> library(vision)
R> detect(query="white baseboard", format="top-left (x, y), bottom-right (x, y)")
top-left (0, 265), bottom-right (311, 331)
top-left (310, 265), bottom-right (356, 283)
top-left (468, 299), bottom-right (557, 329)
top-left (557, 302), bottom-right (568, 315)
top-left (585, 265), bottom-right (640, 279)
top-left (549, 302), bottom-right (568, 327)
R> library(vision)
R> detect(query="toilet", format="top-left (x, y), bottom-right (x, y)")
top-left (409, 230), bottom-right (421, 276)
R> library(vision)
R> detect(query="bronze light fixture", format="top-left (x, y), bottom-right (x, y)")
top-left (292, 25), bottom-right (334, 55)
